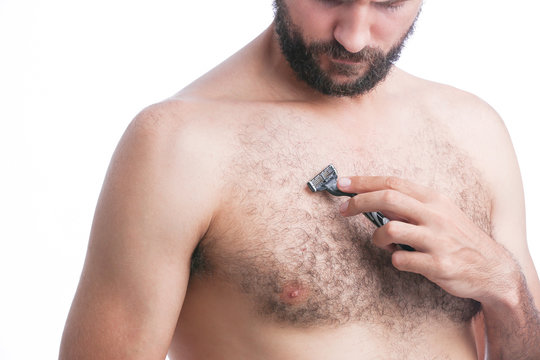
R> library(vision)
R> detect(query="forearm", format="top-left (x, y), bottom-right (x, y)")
top-left (482, 271), bottom-right (540, 359)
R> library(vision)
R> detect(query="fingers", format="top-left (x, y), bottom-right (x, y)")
top-left (337, 176), bottom-right (436, 203)
top-left (391, 250), bottom-right (435, 278)
top-left (334, 175), bottom-right (455, 282)
top-left (372, 221), bottom-right (432, 252)
top-left (340, 189), bottom-right (431, 225)
top-left (369, 221), bottom-right (438, 280)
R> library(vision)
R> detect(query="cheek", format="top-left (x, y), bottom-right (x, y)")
top-left (370, 12), bottom-right (417, 48)
top-left (286, 1), bottom-right (336, 41)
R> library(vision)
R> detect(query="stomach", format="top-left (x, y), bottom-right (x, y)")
top-left (168, 276), bottom-right (479, 360)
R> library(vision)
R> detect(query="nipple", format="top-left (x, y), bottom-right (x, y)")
top-left (279, 281), bottom-right (309, 305)
top-left (289, 289), bottom-right (299, 298)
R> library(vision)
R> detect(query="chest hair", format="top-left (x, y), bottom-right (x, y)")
top-left (191, 111), bottom-right (491, 329)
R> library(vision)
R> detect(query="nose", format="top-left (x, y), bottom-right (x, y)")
top-left (333, 5), bottom-right (373, 54)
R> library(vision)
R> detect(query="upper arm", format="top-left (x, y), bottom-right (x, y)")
top-left (60, 102), bottom-right (221, 359)
top-left (445, 94), bottom-right (540, 357)
top-left (469, 101), bottom-right (540, 309)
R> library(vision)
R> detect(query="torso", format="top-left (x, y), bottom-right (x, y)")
top-left (168, 95), bottom-right (490, 359)
top-left (163, 27), bottom-right (491, 359)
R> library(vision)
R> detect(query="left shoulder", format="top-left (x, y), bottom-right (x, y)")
top-left (393, 68), bottom-right (512, 172)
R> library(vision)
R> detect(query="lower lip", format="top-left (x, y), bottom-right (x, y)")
top-left (331, 58), bottom-right (362, 65)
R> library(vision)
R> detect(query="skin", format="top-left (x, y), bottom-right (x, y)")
top-left (60, 0), bottom-right (540, 359)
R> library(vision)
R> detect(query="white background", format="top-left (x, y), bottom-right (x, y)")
top-left (0, 1), bottom-right (538, 359)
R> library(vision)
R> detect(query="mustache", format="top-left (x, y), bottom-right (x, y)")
top-left (308, 40), bottom-right (384, 63)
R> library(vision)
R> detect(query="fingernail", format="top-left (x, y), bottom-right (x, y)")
top-left (340, 200), bottom-right (349, 213)
top-left (338, 177), bottom-right (351, 188)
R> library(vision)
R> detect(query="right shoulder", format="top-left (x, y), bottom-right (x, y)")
top-left (125, 97), bottom-right (237, 173)
top-left (127, 98), bottom-right (231, 148)
top-left (109, 98), bottom-right (236, 240)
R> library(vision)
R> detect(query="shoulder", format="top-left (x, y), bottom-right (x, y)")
top-left (395, 69), bottom-right (511, 167)
top-left (128, 97), bottom-right (234, 146)
top-left (394, 69), bottom-right (521, 226)
top-left (111, 97), bottom-right (241, 236)
top-left (394, 69), bottom-right (504, 126)
top-left (125, 97), bottom-right (243, 174)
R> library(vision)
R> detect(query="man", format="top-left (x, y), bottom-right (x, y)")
top-left (60, 0), bottom-right (540, 359)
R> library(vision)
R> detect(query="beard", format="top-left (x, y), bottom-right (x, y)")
top-left (273, 0), bottom-right (418, 97)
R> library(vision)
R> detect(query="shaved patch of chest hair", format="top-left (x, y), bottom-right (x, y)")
top-left (191, 110), bottom-right (492, 330)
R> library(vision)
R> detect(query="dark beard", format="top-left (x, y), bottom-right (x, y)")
top-left (273, 0), bottom-right (418, 97)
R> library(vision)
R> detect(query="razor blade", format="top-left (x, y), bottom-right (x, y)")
top-left (307, 164), bottom-right (355, 197)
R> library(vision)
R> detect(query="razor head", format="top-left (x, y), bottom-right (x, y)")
top-left (307, 164), bottom-right (356, 197)
top-left (307, 164), bottom-right (338, 192)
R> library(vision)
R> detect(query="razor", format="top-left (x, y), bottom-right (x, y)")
top-left (307, 164), bottom-right (415, 251)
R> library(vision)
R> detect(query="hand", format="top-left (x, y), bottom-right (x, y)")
top-left (337, 176), bottom-right (520, 303)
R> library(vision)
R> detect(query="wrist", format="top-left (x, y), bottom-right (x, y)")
top-left (480, 269), bottom-right (526, 315)
top-left (477, 243), bottom-right (524, 307)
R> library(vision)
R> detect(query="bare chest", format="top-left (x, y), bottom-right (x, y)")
top-left (191, 112), bottom-right (491, 328)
